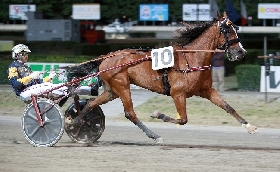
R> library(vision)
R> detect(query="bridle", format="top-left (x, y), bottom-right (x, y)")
top-left (216, 18), bottom-right (241, 52)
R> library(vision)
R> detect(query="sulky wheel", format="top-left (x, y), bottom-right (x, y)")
top-left (64, 99), bottom-right (105, 144)
top-left (21, 99), bottom-right (64, 147)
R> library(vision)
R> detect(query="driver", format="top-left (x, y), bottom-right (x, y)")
top-left (7, 44), bottom-right (97, 103)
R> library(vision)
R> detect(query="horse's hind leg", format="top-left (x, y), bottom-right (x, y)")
top-left (67, 85), bottom-right (119, 124)
top-left (199, 89), bottom-right (258, 134)
top-left (112, 86), bottom-right (163, 143)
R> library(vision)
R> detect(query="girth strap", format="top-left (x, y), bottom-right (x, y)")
top-left (162, 69), bottom-right (171, 96)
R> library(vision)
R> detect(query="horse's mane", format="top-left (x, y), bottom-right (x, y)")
top-left (174, 20), bottom-right (216, 46)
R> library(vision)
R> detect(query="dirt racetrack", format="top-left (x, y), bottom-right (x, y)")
top-left (0, 89), bottom-right (280, 172)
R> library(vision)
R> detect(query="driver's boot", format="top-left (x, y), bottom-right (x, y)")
top-left (58, 96), bottom-right (69, 107)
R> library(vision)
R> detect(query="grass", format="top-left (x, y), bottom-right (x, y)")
top-left (0, 90), bottom-right (25, 111)
top-left (109, 92), bottom-right (280, 129)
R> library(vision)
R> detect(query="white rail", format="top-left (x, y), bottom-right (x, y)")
top-left (1, 24), bottom-right (280, 33)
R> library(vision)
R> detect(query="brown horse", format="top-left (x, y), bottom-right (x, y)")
top-left (67, 12), bottom-right (258, 143)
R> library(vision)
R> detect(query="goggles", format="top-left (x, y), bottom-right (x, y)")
top-left (20, 52), bottom-right (29, 56)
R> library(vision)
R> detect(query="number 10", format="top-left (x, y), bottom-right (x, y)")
top-left (151, 46), bottom-right (174, 70)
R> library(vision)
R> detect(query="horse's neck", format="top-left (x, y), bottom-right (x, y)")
top-left (179, 24), bottom-right (219, 66)
top-left (190, 24), bottom-right (219, 51)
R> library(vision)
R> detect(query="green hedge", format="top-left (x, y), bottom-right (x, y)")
top-left (235, 65), bottom-right (261, 91)
top-left (0, 60), bottom-right (11, 85)
top-left (224, 48), bottom-right (280, 76)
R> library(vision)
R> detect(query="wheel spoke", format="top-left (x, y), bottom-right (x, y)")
top-left (40, 105), bottom-right (54, 116)
top-left (26, 111), bottom-right (39, 121)
top-left (44, 118), bottom-right (60, 125)
top-left (29, 125), bottom-right (41, 137)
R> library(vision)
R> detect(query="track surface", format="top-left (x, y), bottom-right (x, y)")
top-left (0, 89), bottom-right (280, 172)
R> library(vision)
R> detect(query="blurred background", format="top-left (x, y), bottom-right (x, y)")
top-left (0, 0), bottom-right (280, 92)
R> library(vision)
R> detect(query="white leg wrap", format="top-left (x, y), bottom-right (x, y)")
top-left (242, 123), bottom-right (258, 134)
top-left (242, 123), bottom-right (251, 129)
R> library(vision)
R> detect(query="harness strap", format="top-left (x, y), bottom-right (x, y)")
top-left (173, 65), bottom-right (211, 73)
top-left (228, 38), bottom-right (240, 46)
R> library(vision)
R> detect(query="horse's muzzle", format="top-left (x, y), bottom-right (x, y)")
top-left (227, 48), bottom-right (246, 61)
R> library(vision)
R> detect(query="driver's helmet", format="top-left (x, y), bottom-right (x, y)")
top-left (12, 44), bottom-right (31, 59)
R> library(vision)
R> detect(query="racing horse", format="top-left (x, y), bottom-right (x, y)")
top-left (67, 12), bottom-right (258, 143)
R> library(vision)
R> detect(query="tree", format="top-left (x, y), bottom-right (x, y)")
top-left (0, 0), bottom-right (279, 26)
top-left (35, 0), bottom-right (73, 19)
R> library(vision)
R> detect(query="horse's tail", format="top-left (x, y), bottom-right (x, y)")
top-left (66, 58), bottom-right (102, 82)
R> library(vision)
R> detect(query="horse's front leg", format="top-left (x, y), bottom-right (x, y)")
top-left (151, 92), bottom-right (188, 125)
top-left (199, 88), bottom-right (258, 134)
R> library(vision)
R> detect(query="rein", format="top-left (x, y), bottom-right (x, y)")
top-left (175, 49), bottom-right (224, 53)
top-left (83, 52), bottom-right (212, 86)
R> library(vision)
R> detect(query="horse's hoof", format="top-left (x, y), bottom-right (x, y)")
top-left (65, 117), bottom-right (73, 124)
top-left (155, 137), bottom-right (164, 144)
top-left (248, 126), bottom-right (258, 134)
top-left (151, 110), bottom-right (160, 118)
top-left (77, 140), bottom-right (92, 146)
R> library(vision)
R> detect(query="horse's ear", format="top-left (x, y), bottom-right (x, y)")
top-left (217, 11), bottom-right (223, 20)
top-left (223, 11), bottom-right (228, 19)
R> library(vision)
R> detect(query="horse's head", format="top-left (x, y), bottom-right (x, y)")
top-left (217, 12), bottom-right (246, 61)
